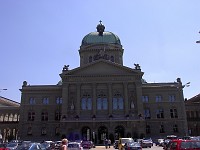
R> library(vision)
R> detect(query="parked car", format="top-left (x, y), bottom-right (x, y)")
top-left (155, 138), bottom-right (164, 146)
top-left (113, 140), bottom-right (119, 149)
top-left (81, 141), bottom-right (94, 149)
top-left (68, 142), bottom-right (83, 150)
top-left (164, 139), bottom-right (200, 150)
top-left (16, 142), bottom-right (44, 150)
top-left (0, 144), bottom-right (9, 150)
top-left (140, 138), bottom-right (153, 148)
top-left (6, 142), bottom-right (19, 150)
top-left (54, 141), bottom-right (62, 150)
top-left (118, 138), bottom-right (134, 150)
top-left (124, 142), bottom-right (142, 150)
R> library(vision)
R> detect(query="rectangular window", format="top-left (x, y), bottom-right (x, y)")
top-left (170, 108), bottom-right (178, 118)
top-left (169, 95), bottom-right (175, 102)
top-left (156, 95), bottom-right (162, 102)
top-left (56, 97), bottom-right (62, 104)
top-left (173, 124), bottom-right (178, 133)
top-left (113, 98), bottom-right (118, 110)
top-left (156, 109), bottom-right (164, 118)
top-left (43, 98), bottom-right (49, 104)
top-left (160, 125), bottom-right (165, 133)
top-left (146, 125), bottom-right (151, 133)
top-left (29, 98), bottom-right (35, 104)
top-left (142, 96), bottom-right (149, 102)
top-left (144, 109), bottom-right (151, 119)
top-left (81, 98), bottom-right (87, 110)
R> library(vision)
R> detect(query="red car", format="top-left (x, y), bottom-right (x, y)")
top-left (81, 141), bottom-right (94, 149)
top-left (164, 139), bottom-right (200, 150)
top-left (0, 144), bottom-right (9, 150)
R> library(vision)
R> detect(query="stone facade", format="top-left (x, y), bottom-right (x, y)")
top-left (185, 94), bottom-right (200, 136)
top-left (1, 22), bottom-right (189, 143)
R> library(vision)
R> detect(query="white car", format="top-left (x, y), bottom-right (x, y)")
top-left (68, 142), bottom-right (83, 150)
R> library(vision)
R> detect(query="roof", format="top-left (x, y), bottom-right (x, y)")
top-left (0, 96), bottom-right (20, 107)
top-left (82, 31), bottom-right (121, 45)
top-left (81, 22), bottom-right (121, 46)
top-left (185, 93), bottom-right (200, 104)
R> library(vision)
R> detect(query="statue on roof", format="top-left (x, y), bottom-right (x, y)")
top-left (63, 65), bottom-right (69, 72)
top-left (134, 63), bottom-right (141, 70)
top-left (96, 20), bottom-right (105, 36)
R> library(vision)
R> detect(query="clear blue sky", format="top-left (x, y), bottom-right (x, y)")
top-left (0, 1), bottom-right (200, 102)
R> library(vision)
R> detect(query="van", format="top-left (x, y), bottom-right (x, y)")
top-left (118, 138), bottom-right (134, 150)
top-left (164, 139), bottom-right (200, 150)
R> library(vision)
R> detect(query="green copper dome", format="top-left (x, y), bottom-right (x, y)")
top-left (81, 21), bottom-right (121, 45)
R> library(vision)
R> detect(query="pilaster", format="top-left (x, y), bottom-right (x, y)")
top-left (123, 82), bottom-right (128, 115)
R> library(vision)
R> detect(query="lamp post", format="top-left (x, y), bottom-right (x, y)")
top-left (0, 89), bottom-right (7, 91)
top-left (196, 31), bottom-right (200, 43)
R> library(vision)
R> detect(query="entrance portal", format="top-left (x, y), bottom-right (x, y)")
top-left (115, 126), bottom-right (125, 139)
top-left (98, 126), bottom-right (108, 144)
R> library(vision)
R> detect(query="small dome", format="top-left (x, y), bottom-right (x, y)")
top-left (81, 21), bottom-right (121, 46)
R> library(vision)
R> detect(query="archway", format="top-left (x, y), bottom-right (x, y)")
top-left (81, 126), bottom-right (91, 141)
top-left (98, 126), bottom-right (108, 144)
top-left (115, 126), bottom-right (125, 139)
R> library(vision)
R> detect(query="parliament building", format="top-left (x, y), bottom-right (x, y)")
top-left (0, 22), bottom-right (189, 143)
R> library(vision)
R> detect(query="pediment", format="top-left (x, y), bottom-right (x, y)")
top-left (62, 60), bottom-right (143, 76)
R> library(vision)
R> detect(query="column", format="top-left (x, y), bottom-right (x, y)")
top-left (61, 83), bottom-right (69, 118)
top-left (123, 82), bottom-right (128, 115)
top-left (108, 83), bottom-right (112, 115)
top-left (76, 83), bottom-right (81, 116)
top-left (135, 82), bottom-right (143, 116)
top-left (92, 83), bottom-right (96, 115)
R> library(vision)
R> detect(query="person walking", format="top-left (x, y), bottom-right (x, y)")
top-left (104, 139), bottom-right (108, 149)
top-left (108, 139), bottom-right (111, 148)
top-left (61, 138), bottom-right (68, 150)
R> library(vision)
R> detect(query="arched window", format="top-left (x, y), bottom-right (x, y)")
top-left (81, 93), bottom-right (92, 110)
top-left (112, 92), bottom-right (124, 110)
top-left (4, 114), bottom-right (9, 121)
top-left (97, 92), bottom-right (107, 110)
top-left (13, 114), bottom-right (18, 121)
top-left (9, 114), bottom-right (13, 122)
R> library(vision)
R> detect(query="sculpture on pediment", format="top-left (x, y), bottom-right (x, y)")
top-left (134, 63), bottom-right (140, 70)
top-left (63, 65), bottom-right (69, 72)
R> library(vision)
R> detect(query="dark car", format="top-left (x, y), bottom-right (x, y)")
top-left (124, 142), bottom-right (142, 150)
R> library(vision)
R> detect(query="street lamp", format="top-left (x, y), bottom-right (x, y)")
top-left (196, 31), bottom-right (200, 43)
top-left (182, 82), bottom-right (190, 88)
top-left (0, 89), bottom-right (7, 92)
